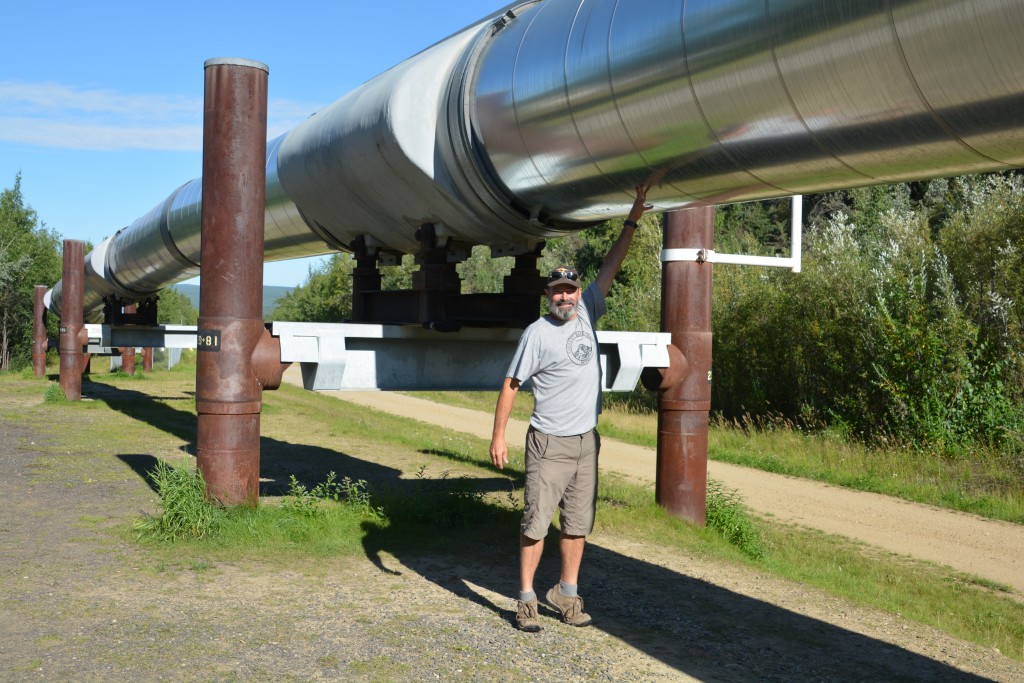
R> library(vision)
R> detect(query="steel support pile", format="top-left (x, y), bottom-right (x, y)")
top-left (58, 240), bottom-right (86, 400)
top-left (33, 285), bottom-right (47, 377)
top-left (655, 208), bottom-right (714, 525)
top-left (194, 58), bottom-right (270, 506)
top-left (120, 303), bottom-right (137, 374)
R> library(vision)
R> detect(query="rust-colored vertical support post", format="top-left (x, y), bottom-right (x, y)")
top-left (656, 207), bottom-right (714, 525)
top-left (121, 303), bottom-right (137, 374)
top-left (142, 346), bottom-right (153, 372)
top-left (58, 240), bottom-right (85, 401)
top-left (33, 285), bottom-right (48, 377)
top-left (121, 349), bottom-right (136, 374)
top-left (195, 58), bottom-right (269, 506)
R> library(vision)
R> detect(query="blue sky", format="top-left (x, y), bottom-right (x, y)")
top-left (0, 1), bottom-right (504, 287)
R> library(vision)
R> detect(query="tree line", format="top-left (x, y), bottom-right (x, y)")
top-left (5, 170), bottom-right (1022, 459)
top-left (271, 173), bottom-right (1024, 460)
top-left (713, 175), bottom-right (1023, 458)
top-left (0, 173), bottom-right (197, 371)
top-left (0, 175), bottom-right (62, 370)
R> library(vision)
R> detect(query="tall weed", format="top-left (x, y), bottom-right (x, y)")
top-left (705, 478), bottom-right (764, 559)
top-left (43, 382), bottom-right (66, 403)
top-left (135, 460), bottom-right (221, 540)
top-left (281, 471), bottom-right (386, 523)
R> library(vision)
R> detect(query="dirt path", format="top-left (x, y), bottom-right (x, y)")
top-left (299, 376), bottom-right (1024, 597)
top-left (3, 374), bottom-right (1023, 681)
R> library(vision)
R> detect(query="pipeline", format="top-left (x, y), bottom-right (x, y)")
top-left (47, 0), bottom-right (1024, 318)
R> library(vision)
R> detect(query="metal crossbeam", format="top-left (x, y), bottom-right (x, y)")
top-left (82, 322), bottom-right (672, 393)
top-left (272, 322), bottom-right (671, 392)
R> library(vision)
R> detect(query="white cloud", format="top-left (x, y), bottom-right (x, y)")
top-left (0, 81), bottom-right (320, 152)
top-left (0, 117), bottom-right (203, 151)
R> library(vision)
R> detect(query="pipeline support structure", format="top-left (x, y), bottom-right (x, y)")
top-left (194, 58), bottom-right (271, 506)
top-left (41, 0), bottom-right (1024, 514)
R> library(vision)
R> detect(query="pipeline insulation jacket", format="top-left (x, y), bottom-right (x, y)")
top-left (48, 0), bottom-right (1024, 318)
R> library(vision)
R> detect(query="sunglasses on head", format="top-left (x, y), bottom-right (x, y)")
top-left (547, 268), bottom-right (579, 283)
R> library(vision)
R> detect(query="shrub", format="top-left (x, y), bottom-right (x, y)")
top-left (43, 382), bottom-right (66, 403)
top-left (712, 180), bottom-right (1024, 454)
top-left (281, 471), bottom-right (386, 523)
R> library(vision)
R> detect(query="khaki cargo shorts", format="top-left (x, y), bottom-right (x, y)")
top-left (520, 426), bottom-right (600, 540)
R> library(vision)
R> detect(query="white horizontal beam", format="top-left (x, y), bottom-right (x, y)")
top-left (84, 324), bottom-right (200, 353)
top-left (82, 322), bottom-right (673, 393)
top-left (271, 321), bottom-right (671, 392)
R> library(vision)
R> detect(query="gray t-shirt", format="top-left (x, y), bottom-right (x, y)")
top-left (506, 283), bottom-right (606, 436)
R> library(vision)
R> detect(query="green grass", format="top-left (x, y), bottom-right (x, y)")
top-left (708, 416), bottom-right (1024, 523)
top-left (761, 524), bottom-right (1023, 657)
top-left (348, 655), bottom-right (411, 681)
top-left (3, 364), bottom-right (1023, 661)
top-left (131, 457), bottom-right (388, 561)
top-left (134, 460), bottom-right (222, 540)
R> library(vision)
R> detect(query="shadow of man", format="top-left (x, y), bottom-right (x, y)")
top-left (358, 453), bottom-right (990, 683)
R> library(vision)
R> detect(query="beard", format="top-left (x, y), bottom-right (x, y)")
top-left (548, 298), bottom-right (579, 321)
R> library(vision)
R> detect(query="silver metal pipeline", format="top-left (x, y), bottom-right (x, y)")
top-left (475, 0), bottom-right (1024, 215)
top-left (47, 0), bottom-right (1024, 318)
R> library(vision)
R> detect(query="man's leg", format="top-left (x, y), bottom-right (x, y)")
top-left (558, 533), bottom-right (585, 585)
top-left (520, 533), bottom-right (544, 592)
top-left (557, 431), bottom-right (596, 588)
top-left (544, 430), bottom-right (596, 627)
top-left (545, 531), bottom-right (592, 626)
top-left (515, 534), bottom-right (545, 632)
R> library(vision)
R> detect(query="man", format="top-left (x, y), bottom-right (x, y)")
top-left (490, 185), bottom-right (652, 632)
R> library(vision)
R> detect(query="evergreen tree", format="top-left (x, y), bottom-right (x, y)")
top-left (0, 174), bottom-right (62, 370)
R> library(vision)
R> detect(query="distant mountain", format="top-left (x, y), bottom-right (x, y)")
top-left (171, 284), bottom-right (293, 320)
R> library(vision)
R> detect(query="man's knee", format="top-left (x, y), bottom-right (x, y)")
top-left (521, 531), bottom-right (544, 545)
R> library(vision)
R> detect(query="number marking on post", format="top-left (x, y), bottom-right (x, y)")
top-left (197, 329), bottom-right (221, 352)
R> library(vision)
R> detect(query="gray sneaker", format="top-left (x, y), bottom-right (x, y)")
top-left (515, 599), bottom-right (542, 632)
top-left (545, 585), bottom-right (593, 627)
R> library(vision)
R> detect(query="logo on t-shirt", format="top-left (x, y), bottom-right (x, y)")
top-left (566, 328), bottom-right (595, 366)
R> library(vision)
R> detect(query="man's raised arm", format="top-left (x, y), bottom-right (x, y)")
top-left (594, 185), bottom-right (653, 297)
